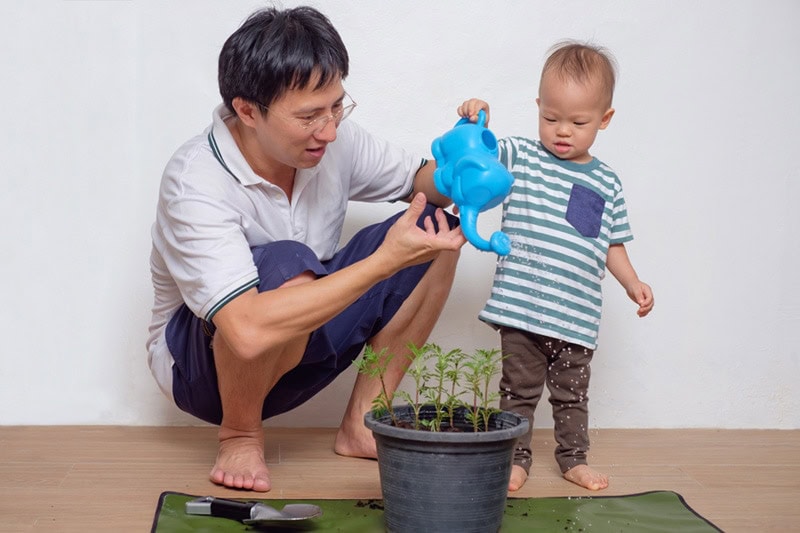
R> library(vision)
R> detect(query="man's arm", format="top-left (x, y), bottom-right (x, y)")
top-left (405, 160), bottom-right (452, 208)
top-left (212, 192), bottom-right (465, 361)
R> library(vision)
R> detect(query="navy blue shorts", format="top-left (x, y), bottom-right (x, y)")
top-left (166, 204), bottom-right (458, 425)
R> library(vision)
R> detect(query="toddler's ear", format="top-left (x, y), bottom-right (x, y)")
top-left (599, 108), bottom-right (615, 130)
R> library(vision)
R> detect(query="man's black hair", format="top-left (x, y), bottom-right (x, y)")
top-left (218, 6), bottom-right (349, 113)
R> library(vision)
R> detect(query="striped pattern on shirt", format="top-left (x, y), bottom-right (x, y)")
top-left (478, 137), bottom-right (633, 349)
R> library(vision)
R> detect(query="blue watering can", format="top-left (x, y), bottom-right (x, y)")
top-left (431, 110), bottom-right (513, 255)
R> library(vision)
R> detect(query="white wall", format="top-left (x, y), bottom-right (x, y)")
top-left (1, 0), bottom-right (797, 429)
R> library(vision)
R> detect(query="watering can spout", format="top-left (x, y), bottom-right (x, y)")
top-left (459, 207), bottom-right (512, 255)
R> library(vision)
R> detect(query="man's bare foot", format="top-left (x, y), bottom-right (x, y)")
top-left (210, 427), bottom-right (271, 492)
top-left (563, 464), bottom-right (609, 490)
top-left (508, 464), bottom-right (529, 491)
top-left (333, 414), bottom-right (377, 459)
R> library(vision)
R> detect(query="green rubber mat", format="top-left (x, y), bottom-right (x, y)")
top-left (151, 490), bottom-right (721, 532)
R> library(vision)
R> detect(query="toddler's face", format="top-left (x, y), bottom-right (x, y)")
top-left (536, 73), bottom-right (614, 164)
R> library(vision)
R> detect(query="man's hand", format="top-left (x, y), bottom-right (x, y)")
top-left (377, 193), bottom-right (466, 271)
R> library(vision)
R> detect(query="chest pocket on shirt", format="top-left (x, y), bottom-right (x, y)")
top-left (565, 183), bottom-right (605, 239)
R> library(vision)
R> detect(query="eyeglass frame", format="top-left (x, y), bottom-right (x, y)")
top-left (254, 92), bottom-right (357, 132)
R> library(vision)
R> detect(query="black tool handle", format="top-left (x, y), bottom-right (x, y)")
top-left (209, 498), bottom-right (255, 521)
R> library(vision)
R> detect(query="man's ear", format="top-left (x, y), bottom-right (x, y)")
top-left (231, 97), bottom-right (261, 127)
top-left (599, 107), bottom-right (615, 130)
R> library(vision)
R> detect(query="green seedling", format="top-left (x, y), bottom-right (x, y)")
top-left (353, 345), bottom-right (398, 427)
top-left (356, 342), bottom-right (504, 432)
top-left (462, 348), bottom-right (503, 432)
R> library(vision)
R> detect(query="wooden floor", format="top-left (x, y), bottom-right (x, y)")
top-left (0, 426), bottom-right (798, 532)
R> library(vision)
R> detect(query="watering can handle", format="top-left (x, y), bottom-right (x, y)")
top-left (455, 109), bottom-right (487, 128)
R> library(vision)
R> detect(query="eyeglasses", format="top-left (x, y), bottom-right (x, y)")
top-left (256, 93), bottom-right (357, 132)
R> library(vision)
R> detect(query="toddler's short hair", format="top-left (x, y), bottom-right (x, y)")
top-left (541, 41), bottom-right (617, 108)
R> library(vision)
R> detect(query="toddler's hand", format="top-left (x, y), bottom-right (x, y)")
top-left (457, 98), bottom-right (491, 124)
top-left (628, 282), bottom-right (654, 317)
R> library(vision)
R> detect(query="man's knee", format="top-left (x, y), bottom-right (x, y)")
top-left (251, 241), bottom-right (327, 292)
top-left (416, 203), bottom-right (460, 232)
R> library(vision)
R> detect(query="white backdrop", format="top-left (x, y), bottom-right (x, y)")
top-left (1, 1), bottom-right (798, 429)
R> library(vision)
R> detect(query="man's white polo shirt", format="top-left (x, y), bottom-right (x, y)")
top-left (146, 104), bottom-right (420, 400)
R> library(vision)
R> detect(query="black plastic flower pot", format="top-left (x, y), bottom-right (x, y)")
top-left (364, 404), bottom-right (529, 533)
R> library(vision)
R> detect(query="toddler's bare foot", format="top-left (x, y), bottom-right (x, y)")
top-left (508, 464), bottom-right (528, 491)
top-left (334, 412), bottom-right (377, 459)
top-left (210, 426), bottom-right (271, 492)
top-left (563, 464), bottom-right (609, 491)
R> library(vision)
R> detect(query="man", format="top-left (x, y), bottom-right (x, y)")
top-left (146, 6), bottom-right (464, 492)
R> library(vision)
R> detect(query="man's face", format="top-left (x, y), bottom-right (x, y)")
top-left (254, 76), bottom-right (346, 172)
